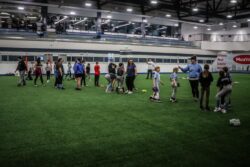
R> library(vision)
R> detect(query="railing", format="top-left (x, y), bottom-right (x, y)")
top-left (0, 28), bottom-right (195, 48)
top-left (188, 33), bottom-right (250, 42)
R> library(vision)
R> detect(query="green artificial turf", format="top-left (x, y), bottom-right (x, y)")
top-left (0, 74), bottom-right (250, 167)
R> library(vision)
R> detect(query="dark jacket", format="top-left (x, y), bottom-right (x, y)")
top-left (199, 71), bottom-right (213, 87)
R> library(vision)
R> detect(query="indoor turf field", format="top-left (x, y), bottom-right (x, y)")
top-left (0, 74), bottom-right (250, 167)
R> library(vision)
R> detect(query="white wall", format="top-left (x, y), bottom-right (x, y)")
top-left (0, 51), bottom-right (214, 74)
top-left (0, 62), bottom-right (199, 75)
top-left (201, 41), bottom-right (250, 51)
top-left (0, 39), bottom-right (216, 55)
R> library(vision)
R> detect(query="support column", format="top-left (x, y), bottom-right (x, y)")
top-left (141, 17), bottom-right (146, 38)
top-left (41, 6), bottom-right (48, 31)
top-left (96, 12), bottom-right (102, 39)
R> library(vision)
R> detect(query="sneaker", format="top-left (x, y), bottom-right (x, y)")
top-left (214, 107), bottom-right (221, 112)
top-left (125, 90), bottom-right (129, 94)
top-left (128, 91), bottom-right (133, 94)
top-left (75, 88), bottom-right (81, 91)
top-left (221, 109), bottom-right (227, 114)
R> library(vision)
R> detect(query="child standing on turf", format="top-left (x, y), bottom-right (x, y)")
top-left (65, 62), bottom-right (72, 80)
top-left (150, 66), bottom-right (164, 102)
top-left (34, 57), bottom-right (44, 86)
top-left (94, 62), bottom-right (100, 87)
top-left (15, 56), bottom-right (27, 86)
top-left (199, 64), bottom-right (213, 111)
top-left (116, 63), bottom-right (125, 93)
top-left (45, 62), bottom-right (52, 83)
top-left (170, 67), bottom-right (179, 103)
top-left (214, 70), bottom-right (232, 114)
top-left (86, 63), bottom-right (91, 81)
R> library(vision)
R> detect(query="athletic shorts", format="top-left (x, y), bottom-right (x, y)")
top-left (110, 73), bottom-right (116, 80)
top-left (75, 74), bottom-right (82, 78)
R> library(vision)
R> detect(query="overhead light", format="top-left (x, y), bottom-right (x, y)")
top-left (199, 19), bottom-right (204, 23)
top-left (230, 0), bottom-right (237, 4)
top-left (142, 19), bottom-right (148, 23)
top-left (247, 19), bottom-right (250, 22)
top-left (70, 11), bottom-right (76, 15)
top-left (127, 8), bottom-right (133, 12)
top-left (219, 22), bottom-right (224, 26)
top-left (166, 14), bottom-right (171, 17)
top-left (151, 1), bottom-right (158, 5)
top-left (85, 3), bottom-right (92, 7)
top-left (193, 26), bottom-right (198, 29)
top-left (0, 12), bottom-right (10, 15)
top-left (64, 15), bottom-right (68, 18)
top-left (207, 28), bottom-right (211, 31)
top-left (232, 25), bottom-right (237, 28)
top-left (27, 16), bottom-right (37, 19)
top-left (227, 15), bottom-right (233, 18)
top-left (17, 6), bottom-right (24, 10)
top-left (174, 23), bottom-right (179, 27)
top-left (107, 15), bottom-right (112, 19)
top-left (192, 8), bottom-right (199, 12)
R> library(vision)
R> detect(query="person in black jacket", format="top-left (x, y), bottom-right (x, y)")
top-left (199, 64), bottom-right (213, 111)
top-left (214, 70), bottom-right (232, 113)
top-left (15, 56), bottom-right (27, 86)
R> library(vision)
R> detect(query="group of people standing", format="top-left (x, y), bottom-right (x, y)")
top-left (149, 56), bottom-right (232, 113)
top-left (15, 55), bottom-right (233, 113)
top-left (104, 59), bottom-right (137, 94)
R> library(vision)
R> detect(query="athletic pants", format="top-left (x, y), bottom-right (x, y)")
top-left (189, 80), bottom-right (199, 98)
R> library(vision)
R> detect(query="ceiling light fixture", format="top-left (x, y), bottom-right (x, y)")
top-left (192, 8), bottom-right (199, 12)
top-left (70, 11), bottom-right (76, 15)
top-left (219, 22), bottom-right (224, 26)
top-left (230, 0), bottom-right (237, 4)
top-left (166, 14), bottom-right (171, 17)
top-left (85, 3), bottom-right (92, 7)
top-left (151, 1), bottom-right (158, 5)
top-left (193, 26), bottom-right (198, 29)
top-left (227, 15), bottom-right (233, 18)
top-left (127, 8), bottom-right (133, 12)
top-left (107, 15), bottom-right (112, 19)
top-left (17, 6), bottom-right (24, 10)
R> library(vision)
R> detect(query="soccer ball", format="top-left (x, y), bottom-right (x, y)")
top-left (142, 89), bottom-right (147, 93)
top-left (229, 118), bottom-right (241, 127)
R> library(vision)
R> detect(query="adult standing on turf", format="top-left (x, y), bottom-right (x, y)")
top-left (81, 59), bottom-right (86, 87)
top-left (74, 58), bottom-right (83, 90)
top-left (15, 56), bottom-right (27, 86)
top-left (94, 62), bottom-right (100, 87)
top-left (34, 57), bottom-right (44, 87)
top-left (126, 59), bottom-right (137, 94)
top-left (178, 56), bottom-right (202, 101)
top-left (146, 59), bottom-right (155, 79)
top-left (56, 58), bottom-right (65, 89)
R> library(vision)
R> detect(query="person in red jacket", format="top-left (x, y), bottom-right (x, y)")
top-left (94, 62), bottom-right (100, 87)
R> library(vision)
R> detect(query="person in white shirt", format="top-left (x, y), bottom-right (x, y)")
top-left (146, 59), bottom-right (155, 79)
top-left (150, 66), bottom-right (164, 102)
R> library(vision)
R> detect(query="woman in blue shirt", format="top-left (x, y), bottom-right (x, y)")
top-left (178, 56), bottom-right (202, 101)
top-left (74, 58), bottom-right (83, 90)
top-left (126, 59), bottom-right (137, 94)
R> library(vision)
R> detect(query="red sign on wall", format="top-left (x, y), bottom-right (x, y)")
top-left (233, 55), bottom-right (250, 64)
